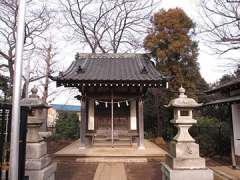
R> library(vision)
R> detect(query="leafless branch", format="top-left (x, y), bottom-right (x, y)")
top-left (199, 0), bottom-right (240, 65)
top-left (59, 0), bottom-right (158, 53)
top-left (0, 0), bottom-right (53, 85)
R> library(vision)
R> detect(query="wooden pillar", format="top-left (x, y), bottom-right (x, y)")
top-left (231, 103), bottom-right (240, 156)
top-left (80, 97), bottom-right (86, 148)
top-left (138, 98), bottom-right (145, 149)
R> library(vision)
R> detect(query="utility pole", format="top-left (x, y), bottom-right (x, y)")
top-left (9, 0), bottom-right (26, 179)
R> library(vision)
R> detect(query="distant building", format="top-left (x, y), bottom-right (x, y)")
top-left (205, 78), bottom-right (240, 159)
top-left (47, 104), bottom-right (81, 128)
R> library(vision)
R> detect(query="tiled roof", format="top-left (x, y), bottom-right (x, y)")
top-left (204, 95), bottom-right (240, 106)
top-left (205, 78), bottom-right (240, 94)
top-left (54, 53), bottom-right (168, 87)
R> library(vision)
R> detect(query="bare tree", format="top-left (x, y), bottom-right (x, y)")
top-left (21, 40), bottom-right (60, 100)
top-left (200, 0), bottom-right (240, 63)
top-left (39, 43), bottom-right (58, 103)
top-left (0, 0), bottom-right (52, 88)
top-left (59, 0), bottom-right (159, 53)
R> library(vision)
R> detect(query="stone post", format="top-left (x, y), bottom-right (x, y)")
top-left (21, 87), bottom-right (57, 180)
top-left (161, 87), bottom-right (213, 180)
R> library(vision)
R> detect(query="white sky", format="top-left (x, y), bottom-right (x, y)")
top-left (51, 0), bottom-right (235, 104)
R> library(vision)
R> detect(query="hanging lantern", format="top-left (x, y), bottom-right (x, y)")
top-left (117, 102), bottom-right (120, 108)
top-left (105, 102), bottom-right (108, 108)
top-left (126, 100), bottom-right (129, 106)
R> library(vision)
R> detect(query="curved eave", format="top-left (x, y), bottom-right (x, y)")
top-left (55, 78), bottom-right (168, 88)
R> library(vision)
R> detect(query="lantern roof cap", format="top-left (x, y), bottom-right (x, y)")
top-left (21, 86), bottom-right (50, 108)
top-left (167, 86), bottom-right (201, 108)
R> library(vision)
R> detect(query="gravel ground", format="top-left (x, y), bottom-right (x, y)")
top-left (48, 140), bottom-right (237, 180)
top-left (125, 162), bottom-right (162, 180)
top-left (49, 140), bottom-right (163, 180)
top-left (55, 162), bottom-right (98, 180)
top-left (55, 161), bottom-right (163, 180)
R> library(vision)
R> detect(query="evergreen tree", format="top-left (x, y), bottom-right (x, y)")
top-left (0, 75), bottom-right (10, 101)
top-left (55, 112), bottom-right (80, 140)
top-left (143, 8), bottom-right (208, 138)
top-left (144, 8), bottom-right (208, 99)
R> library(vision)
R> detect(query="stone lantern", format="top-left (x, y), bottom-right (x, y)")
top-left (161, 86), bottom-right (213, 180)
top-left (21, 87), bottom-right (57, 180)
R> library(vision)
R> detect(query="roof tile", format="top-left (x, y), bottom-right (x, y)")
top-left (56, 53), bottom-right (167, 85)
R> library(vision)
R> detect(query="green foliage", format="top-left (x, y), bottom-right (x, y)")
top-left (189, 110), bottom-right (231, 156)
top-left (196, 116), bottom-right (219, 127)
top-left (54, 111), bottom-right (80, 140)
top-left (0, 75), bottom-right (10, 101)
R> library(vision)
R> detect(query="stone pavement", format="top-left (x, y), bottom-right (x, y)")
top-left (55, 139), bottom-right (166, 159)
top-left (93, 163), bottom-right (127, 180)
top-left (210, 166), bottom-right (240, 180)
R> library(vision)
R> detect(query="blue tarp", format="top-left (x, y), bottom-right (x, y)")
top-left (51, 104), bottom-right (81, 112)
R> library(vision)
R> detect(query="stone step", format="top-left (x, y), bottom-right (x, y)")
top-left (54, 155), bottom-right (165, 163)
top-left (76, 157), bottom-right (148, 163)
top-left (94, 137), bottom-right (131, 141)
top-left (93, 141), bottom-right (132, 146)
top-left (94, 139), bottom-right (131, 143)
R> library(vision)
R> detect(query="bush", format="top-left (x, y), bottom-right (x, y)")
top-left (189, 116), bottom-right (231, 156)
top-left (54, 111), bottom-right (80, 140)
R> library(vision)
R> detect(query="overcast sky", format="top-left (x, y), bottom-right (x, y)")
top-left (50, 0), bottom-right (235, 104)
top-left (160, 0), bottom-right (235, 83)
top-left (55, 0), bottom-right (233, 83)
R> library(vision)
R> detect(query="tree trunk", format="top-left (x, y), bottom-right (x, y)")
top-left (42, 44), bottom-right (52, 103)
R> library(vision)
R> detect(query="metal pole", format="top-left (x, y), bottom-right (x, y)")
top-left (9, 0), bottom-right (26, 179)
top-left (111, 92), bottom-right (114, 148)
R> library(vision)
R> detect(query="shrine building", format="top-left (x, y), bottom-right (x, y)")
top-left (53, 53), bottom-right (169, 149)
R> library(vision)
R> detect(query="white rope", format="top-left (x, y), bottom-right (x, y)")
top-left (94, 96), bottom-right (140, 104)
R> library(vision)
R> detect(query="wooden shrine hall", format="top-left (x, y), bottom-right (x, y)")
top-left (53, 53), bottom-right (169, 149)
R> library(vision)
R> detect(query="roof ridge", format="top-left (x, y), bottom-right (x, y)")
top-left (76, 53), bottom-right (144, 59)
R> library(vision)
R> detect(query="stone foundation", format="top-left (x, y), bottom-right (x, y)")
top-left (25, 162), bottom-right (57, 180)
top-left (161, 163), bottom-right (213, 180)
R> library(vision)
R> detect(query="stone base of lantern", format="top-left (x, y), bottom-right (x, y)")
top-left (25, 142), bottom-right (57, 180)
top-left (161, 162), bottom-right (213, 180)
top-left (166, 155), bottom-right (206, 169)
top-left (25, 162), bottom-right (57, 180)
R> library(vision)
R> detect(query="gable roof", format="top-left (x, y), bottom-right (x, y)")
top-left (53, 53), bottom-right (169, 88)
